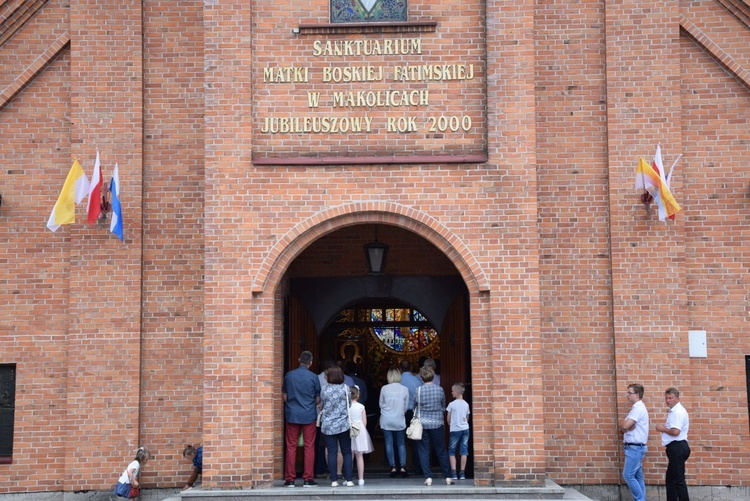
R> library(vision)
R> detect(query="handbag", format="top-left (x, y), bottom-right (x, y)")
top-left (406, 415), bottom-right (423, 439)
top-left (346, 387), bottom-right (361, 438)
top-left (128, 486), bottom-right (140, 499)
top-left (316, 410), bottom-right (323, 427)
top-left (406, 387), bottom-right (423, 440)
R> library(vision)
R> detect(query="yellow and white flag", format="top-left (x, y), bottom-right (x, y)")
top-left (47, 159), bottom-right (90, 232)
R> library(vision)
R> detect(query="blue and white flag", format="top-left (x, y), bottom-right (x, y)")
top-left (109, 163), bottom-right (124, 241)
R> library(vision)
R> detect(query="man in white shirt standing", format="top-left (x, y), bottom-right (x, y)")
top-left (620, 383), bottom-right (649, 501)
top-left (655, 387), bottom-right (690, 501)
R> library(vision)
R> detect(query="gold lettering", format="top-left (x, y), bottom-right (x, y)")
top-left (387, 116), bottom-right (419, 132)
top-left (312, 39), bottom-right (422, 57)
top-left (391, 64), bottom-right (475, 82)
top-left (323, 66), bottom-right (384, 83)
top-left (263, 66), bottom-right (309, 83)
top-left (330, 90), bottom-right (428, 108)
top-left (260, 116), bottom-right (373, 134)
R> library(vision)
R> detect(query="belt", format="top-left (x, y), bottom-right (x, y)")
top-left (665, 440), bottom-right (687, 447)
top-left (624, 443), bottom-right (646, 446)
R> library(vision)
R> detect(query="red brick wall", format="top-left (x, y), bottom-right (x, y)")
top-left (202, 0), bottom-right (257, 488)
top-left (139, 0), bottom-right (206, 489)
top-left (0, 52), bottom-right (71, 493)
top-left (679, 33), bottom-right (750, 485)
top-left (535, 0), bottom-right (618, 485)
top-left (64, 0), bottom-right (145, 491)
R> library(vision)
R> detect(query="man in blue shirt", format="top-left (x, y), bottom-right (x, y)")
top-left (282, 351), bottom-right (321, 487)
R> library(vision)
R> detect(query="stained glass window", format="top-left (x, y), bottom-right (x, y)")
top-left (331, 0), bottom-right (407, 23)
top-left (337, 306), bottom-right (437, 353)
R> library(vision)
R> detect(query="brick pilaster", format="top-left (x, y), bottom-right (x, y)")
top-left (66, 0), bottom-right (144, 490)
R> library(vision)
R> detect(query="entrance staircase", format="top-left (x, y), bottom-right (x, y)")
top-left (172, 478), bottom-right (590, 501)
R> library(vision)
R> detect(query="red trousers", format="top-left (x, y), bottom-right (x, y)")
top-left (285, 422), bottom-right (317, 482)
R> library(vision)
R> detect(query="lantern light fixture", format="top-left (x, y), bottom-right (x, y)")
top-left (364, 227), bottom-right (388, 275)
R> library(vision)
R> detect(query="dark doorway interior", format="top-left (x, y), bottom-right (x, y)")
top-left (285, 277), bottom-right (472, 478)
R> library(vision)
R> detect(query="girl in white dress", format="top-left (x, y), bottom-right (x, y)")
top-left (349, 385), bottom-right (374, 485)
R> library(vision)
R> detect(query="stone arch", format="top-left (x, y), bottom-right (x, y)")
top-left (252, 201), bottom-right (490, 295)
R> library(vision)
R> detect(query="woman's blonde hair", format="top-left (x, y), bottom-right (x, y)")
top-left (387, 367), bottom-right (402, 384)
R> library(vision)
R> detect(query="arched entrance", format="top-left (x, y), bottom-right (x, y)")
top-left (283, 223), bottom-right (473, 477)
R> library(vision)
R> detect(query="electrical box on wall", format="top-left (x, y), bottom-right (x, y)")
top-left (688, 330), bottom-right (707, 358)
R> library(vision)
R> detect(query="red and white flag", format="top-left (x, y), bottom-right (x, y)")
top-left (86, 151), bottom-right (103, 224)
top-left (635, 144), bottom-right (682, 222)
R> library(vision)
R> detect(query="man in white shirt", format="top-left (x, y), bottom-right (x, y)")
top-left (619, 383), bottom-right (649, 501)
top-left (655, 387), bottom-right (690, 501)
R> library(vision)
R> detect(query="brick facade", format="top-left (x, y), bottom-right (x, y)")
top-left (0, 0), bottom-right (748, 495)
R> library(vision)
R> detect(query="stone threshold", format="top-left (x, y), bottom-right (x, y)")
top-left (178, 478), bottom-right (584, 500)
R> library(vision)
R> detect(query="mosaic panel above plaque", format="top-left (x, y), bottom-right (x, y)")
top-left (331, 0), bottom-right (408, 23)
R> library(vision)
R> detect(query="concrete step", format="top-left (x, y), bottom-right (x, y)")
top-left (173, 478), bottom-right (590, 501)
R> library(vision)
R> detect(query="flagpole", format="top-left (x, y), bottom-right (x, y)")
top-left (638, 158), bottom-right (651, 214)
top-left (666, 154), bottom-right (682, 185)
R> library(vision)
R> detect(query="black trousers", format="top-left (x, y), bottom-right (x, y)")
top-left (665, 440), bottom-right (691, 501)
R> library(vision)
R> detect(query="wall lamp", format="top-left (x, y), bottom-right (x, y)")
top-left (364, 227), bottom-right (389, 275)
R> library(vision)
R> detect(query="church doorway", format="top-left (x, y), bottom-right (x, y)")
top-left (283, 224), bottom-right (473, 478)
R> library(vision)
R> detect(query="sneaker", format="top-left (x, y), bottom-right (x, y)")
top-left (446, 477), bottom-right (455, 485)
top-left (303, 480), bottom-right (318, 487)
top-left (331, 481), bottom-right (339, 487)
top-left (345, 481), bottom-right (355, 487)
top-left (451, 471), bottom-right (458, 480)
top-left (400, 469), bottom-right (409, 478)
top-left (459, 471), bottom-right (466, 480)
top-left (358, 479), bottom-right (365, 486)
top-left (424, 478), bottom-right (432, 486)
top-left (283, 481), bottom-right (295, 487)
